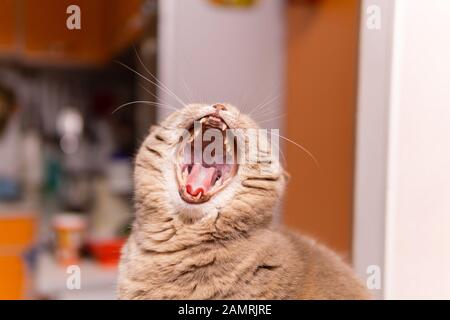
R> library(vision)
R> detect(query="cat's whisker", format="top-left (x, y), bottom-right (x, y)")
top-left (276, 143), bottom-right (288, 168)
top-left (137, 83), bottom-right (185, 118)
top-left (122, 83), bottom-right (178, 112)
top-left (178, 78), bottom-right (199, 120)
top-left (258, 94), bottom-right (281, 113)
top-left (247, 95), bottom-right (271, 116)
top-left (253, 105), bottom-right (283, 120)
top-left (236, 86), bottom-right (251, 114)
top-left (256, 113), bottom-right (287, 125)
top-left (237, 110), bottom-right (242, 124)
top-left (133, 47), bottom-right (187, 108)
top-left (271, 133), bottom-right (320, 168)
top-left (112, 100), bottom-right (179, 114)
top-left (180, 77), bottom-right (194, 103)
top-left (138, 83), bottom-right (163, 103)
top-left (248, 80), bottom-right (282, 115)
top-left (248, 94), bottom-right (281, 117)
top-left (114, 60), bottom-right (186, 109)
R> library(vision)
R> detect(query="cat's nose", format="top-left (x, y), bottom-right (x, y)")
top-left (213, 104), bottom-right (226, 111)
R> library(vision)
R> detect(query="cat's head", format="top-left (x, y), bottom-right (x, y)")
top-left (134, 103), bottom-right (287, 234)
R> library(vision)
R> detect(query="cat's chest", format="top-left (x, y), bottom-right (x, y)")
top-left (145, 246), bottom-right (281, 299)
top-left (144, 248), bottom-right (249, 299)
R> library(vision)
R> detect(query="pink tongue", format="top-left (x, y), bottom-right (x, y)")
top-left (186, 164), bottom-right (216, 197)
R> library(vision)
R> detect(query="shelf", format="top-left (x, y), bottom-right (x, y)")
top-left (35, 252), bottom-right (118, 300)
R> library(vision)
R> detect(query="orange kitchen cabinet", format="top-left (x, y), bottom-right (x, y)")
top-left (0, 0), bottom-right (145, 66)
top-left (107, 0), bottom-right (145, 56)
top-left (22, 0), bottom-right (110, 65)
top-left (21, 0), bottom-right (144, 66)
top-left (0, 214), bottom-right (35, 300)
top-left (284, 0), bottom-right (360, 259)
top-left (0, 256), bottom-right (27, 300)
top-left (0, 0), bottom-right (19, 55)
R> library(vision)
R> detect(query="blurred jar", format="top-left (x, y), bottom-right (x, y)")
top-left (52, 214), bottom-right (86, 266)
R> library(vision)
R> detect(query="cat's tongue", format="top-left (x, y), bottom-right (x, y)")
top-left (186, 164), bottom-right (216, 197)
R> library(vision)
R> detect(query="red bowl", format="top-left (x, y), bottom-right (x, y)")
top-left (88, 238), bottom-right (126, 267)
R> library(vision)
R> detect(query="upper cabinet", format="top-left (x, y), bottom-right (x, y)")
top-left (108, 0), bottom-right (145, 56)
top-left (0, 0), bottom-right (18, 55)
top-left (23, 0), bottom-right (109, 65)
top-left (0, 0), bottom-right (147, 66)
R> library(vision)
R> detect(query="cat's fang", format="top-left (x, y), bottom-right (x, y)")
top-left (182, 166), bottom-right (188, 182)
top-left (194, 126), bottom-right (201, 138)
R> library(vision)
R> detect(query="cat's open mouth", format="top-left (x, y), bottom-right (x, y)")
top-left (175, 114), bottom-right (238, 204)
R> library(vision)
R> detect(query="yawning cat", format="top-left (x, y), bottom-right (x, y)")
top-left (117, 103), bottom-right (370, 299)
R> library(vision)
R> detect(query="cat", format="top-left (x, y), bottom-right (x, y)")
top-left (117, 103), bottom-right (370, 299)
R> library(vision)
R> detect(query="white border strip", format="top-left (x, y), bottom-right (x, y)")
top-left (353, 0), bottom-right (396, 299)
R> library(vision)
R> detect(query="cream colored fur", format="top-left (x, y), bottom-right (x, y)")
top-left (117, 103), bottom-right (370, 299)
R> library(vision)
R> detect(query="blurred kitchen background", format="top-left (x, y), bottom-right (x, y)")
top-left (1, 0), bottom-right (450, 300)
top-left (0, 0), bottom-right (158, 299)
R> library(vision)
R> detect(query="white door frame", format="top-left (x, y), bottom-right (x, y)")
top-left (353, 0), bottom-right (396, 299)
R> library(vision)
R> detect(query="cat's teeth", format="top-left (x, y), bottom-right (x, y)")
top-left (221, 123), bottom-right (227, 131)
top-left (216, 176), bottom-right (223, 186)
top-left (195, 192), bottom-right (202, 200)
top-left (200, 118), bottom-right (207, 124)
top-left (194, 127), bottom-right (201, 139)
top-left (182, 166), bottom-right (188, 182)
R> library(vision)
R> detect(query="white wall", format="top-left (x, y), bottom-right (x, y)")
top-left (385, 0), bottom-right (450, 299)
top-left (355, 0), bottom-right (450, 299)
top-left (157, 0), bottom-right (285, 129)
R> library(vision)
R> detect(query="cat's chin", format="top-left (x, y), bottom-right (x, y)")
top-left (176, 204), bottom-right (218, 224)
top-left (178, 211), bottom-right (206, 224)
